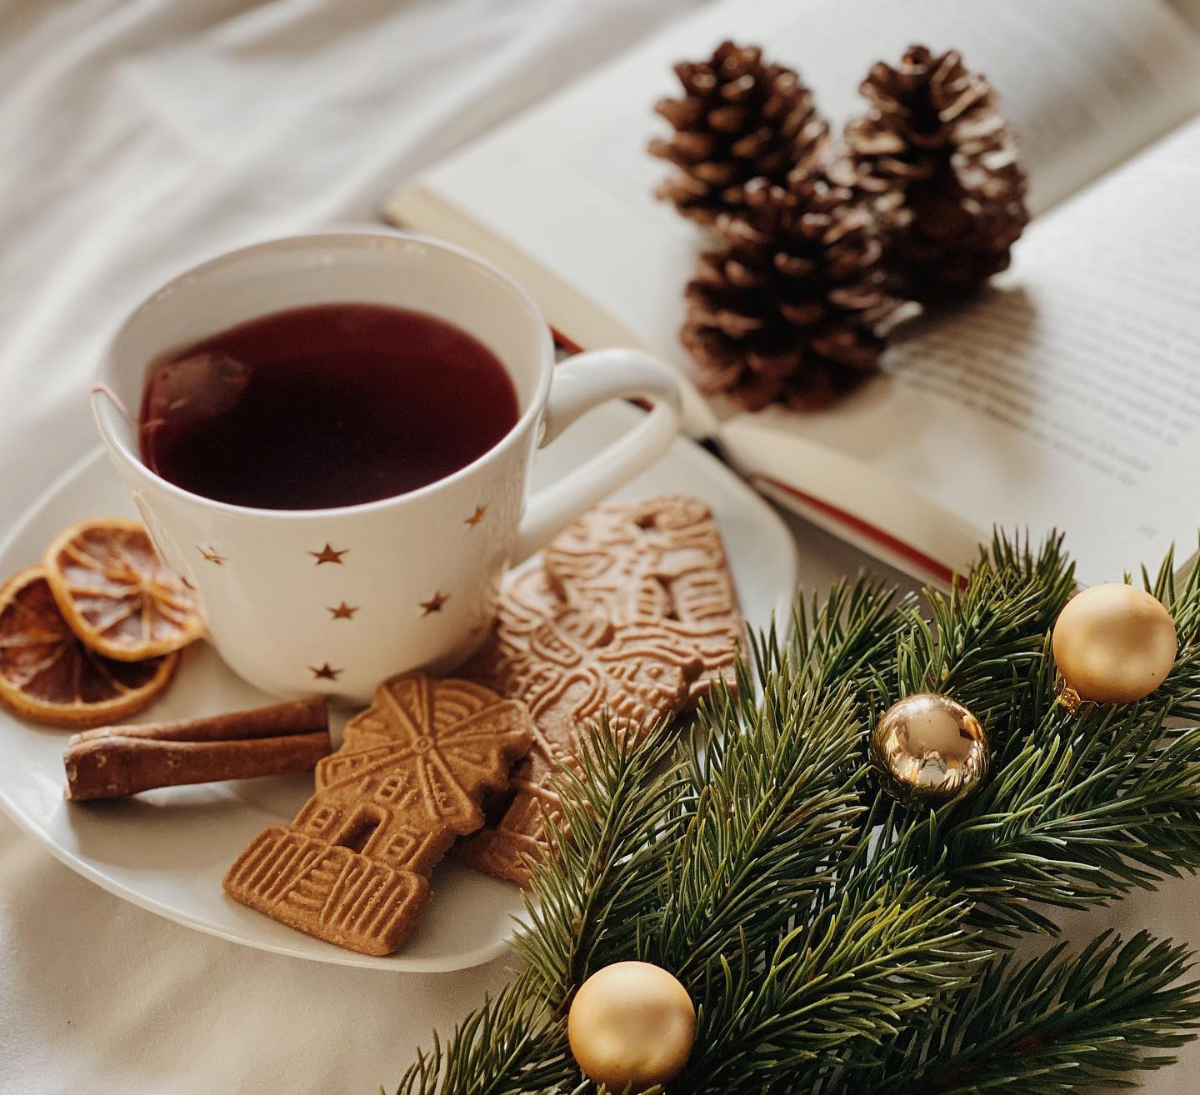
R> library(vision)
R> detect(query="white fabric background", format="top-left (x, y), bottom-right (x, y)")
top-left (1, 2), bottom-right (1198, 1093)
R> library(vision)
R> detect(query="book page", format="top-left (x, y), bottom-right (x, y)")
top-left (403, 0), bottom-right (1200, 417)
top-left (728, 116), bottom-right (1200, 584)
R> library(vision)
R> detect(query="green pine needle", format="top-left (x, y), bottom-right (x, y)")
top-left (838, 931), bottom-right (1200, 1094)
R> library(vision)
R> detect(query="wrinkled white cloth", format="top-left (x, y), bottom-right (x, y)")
top-left (1, 2), bottom-right (1199, 1093)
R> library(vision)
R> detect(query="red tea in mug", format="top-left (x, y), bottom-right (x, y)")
top-left (139, 304), bottom-right (519, 510)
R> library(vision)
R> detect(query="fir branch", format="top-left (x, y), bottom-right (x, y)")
top-left (391, 529), bottom-right (1200, 1095)
top-left (515, 718), bottom-right (688, 1012)
top-left (837, 931), bottom-right (1200, 1095)
top-left (656, 679), bottom-right (865, 978)
top-left (395, 722), bottom-right (687, 1095)
top-left (942, 704), bottom-right (1200, 935)
top-left (784, 573), bottom-right (916, 704)
top-left (893, 530), bottom-right (1075, 745)
top-left (1143, 540), bottom-right (1200, 723)
top-left (677, 876), bottom-right (975, 1091)
top-left (876, 535), bottom-right (1200, 935)
top-left (392, 977), bottom-right (568, 1095)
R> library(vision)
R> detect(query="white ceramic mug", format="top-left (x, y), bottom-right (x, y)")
top-left (92, 232), bottom-right (680, 702)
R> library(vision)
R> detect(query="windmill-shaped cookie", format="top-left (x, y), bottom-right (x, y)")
top-left (224, 673), bottom-right (532, 956)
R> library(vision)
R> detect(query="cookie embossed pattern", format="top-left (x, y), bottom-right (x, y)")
top-left (224, 673), bottom-right (532, 956)
top-left (544, 496), bottom-right (744, 704)
top-left (458, 496), bottom-right (743, 886)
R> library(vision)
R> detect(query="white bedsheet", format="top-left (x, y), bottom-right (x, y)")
top-left (1, 2), bottom-right (1198, 1092)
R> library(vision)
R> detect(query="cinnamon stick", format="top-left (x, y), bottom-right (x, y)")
top-left (64, 698), bottom-right (331, 802)
top-left (70, 696), bottom-right (328, 744)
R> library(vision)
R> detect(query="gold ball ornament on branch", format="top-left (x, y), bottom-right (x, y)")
top-left (1052, 583), bottom-right (1177, 705)
top-left (870, 693), bottom-right (990, 808)
top-left (568, 961), bottom-right (696, 1092)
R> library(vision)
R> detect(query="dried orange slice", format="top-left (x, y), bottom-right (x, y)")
top-left (43, 517), bottom-right (203, 661)
top-left (0, 567), bottom-right (178, 727)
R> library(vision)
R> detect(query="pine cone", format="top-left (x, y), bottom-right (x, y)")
top-left (842, 45), bottom-right (1029, 300)
top-left (681, 176), bottom-right (900, 412)
top-left (650, 41), bottom-right (828, 225)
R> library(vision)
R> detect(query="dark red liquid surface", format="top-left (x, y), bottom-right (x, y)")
top-left (138, 303), bottom-right (519, 509)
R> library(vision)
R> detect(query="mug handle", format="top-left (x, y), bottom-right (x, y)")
top-left (511, 349), bottom-right (682, 563)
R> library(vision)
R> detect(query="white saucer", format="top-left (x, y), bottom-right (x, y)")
top-left (0, 403), bottom-right (799, 971)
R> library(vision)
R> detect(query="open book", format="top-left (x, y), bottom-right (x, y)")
top-left (385, 0), bottom-right (1200, 585)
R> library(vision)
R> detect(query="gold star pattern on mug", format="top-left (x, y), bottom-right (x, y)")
top-left (465, 505), bottom-right (488, 528)
top-left (328, 602), bottom-right (358, 620)
top-left (181, 576), bottom-right (197, 591)
top-left (419, 592), bottom-right (449, 616)
top-left (199, 546), bottom-right (227, 566)
top-left (309, 544), bottom-right (348, 565)
top-left (309, 663), bottom-right (342, 681)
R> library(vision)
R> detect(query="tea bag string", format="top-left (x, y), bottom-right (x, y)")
top-left (91, 383), bottom-right (132, 425)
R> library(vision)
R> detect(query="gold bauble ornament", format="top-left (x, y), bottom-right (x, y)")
top-left (870, 693), bottom-right (990, 808)
top-left (568, 961), bottom-right (695, 1091)
top-left (1052, 583), bottom-right (1177, 704)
